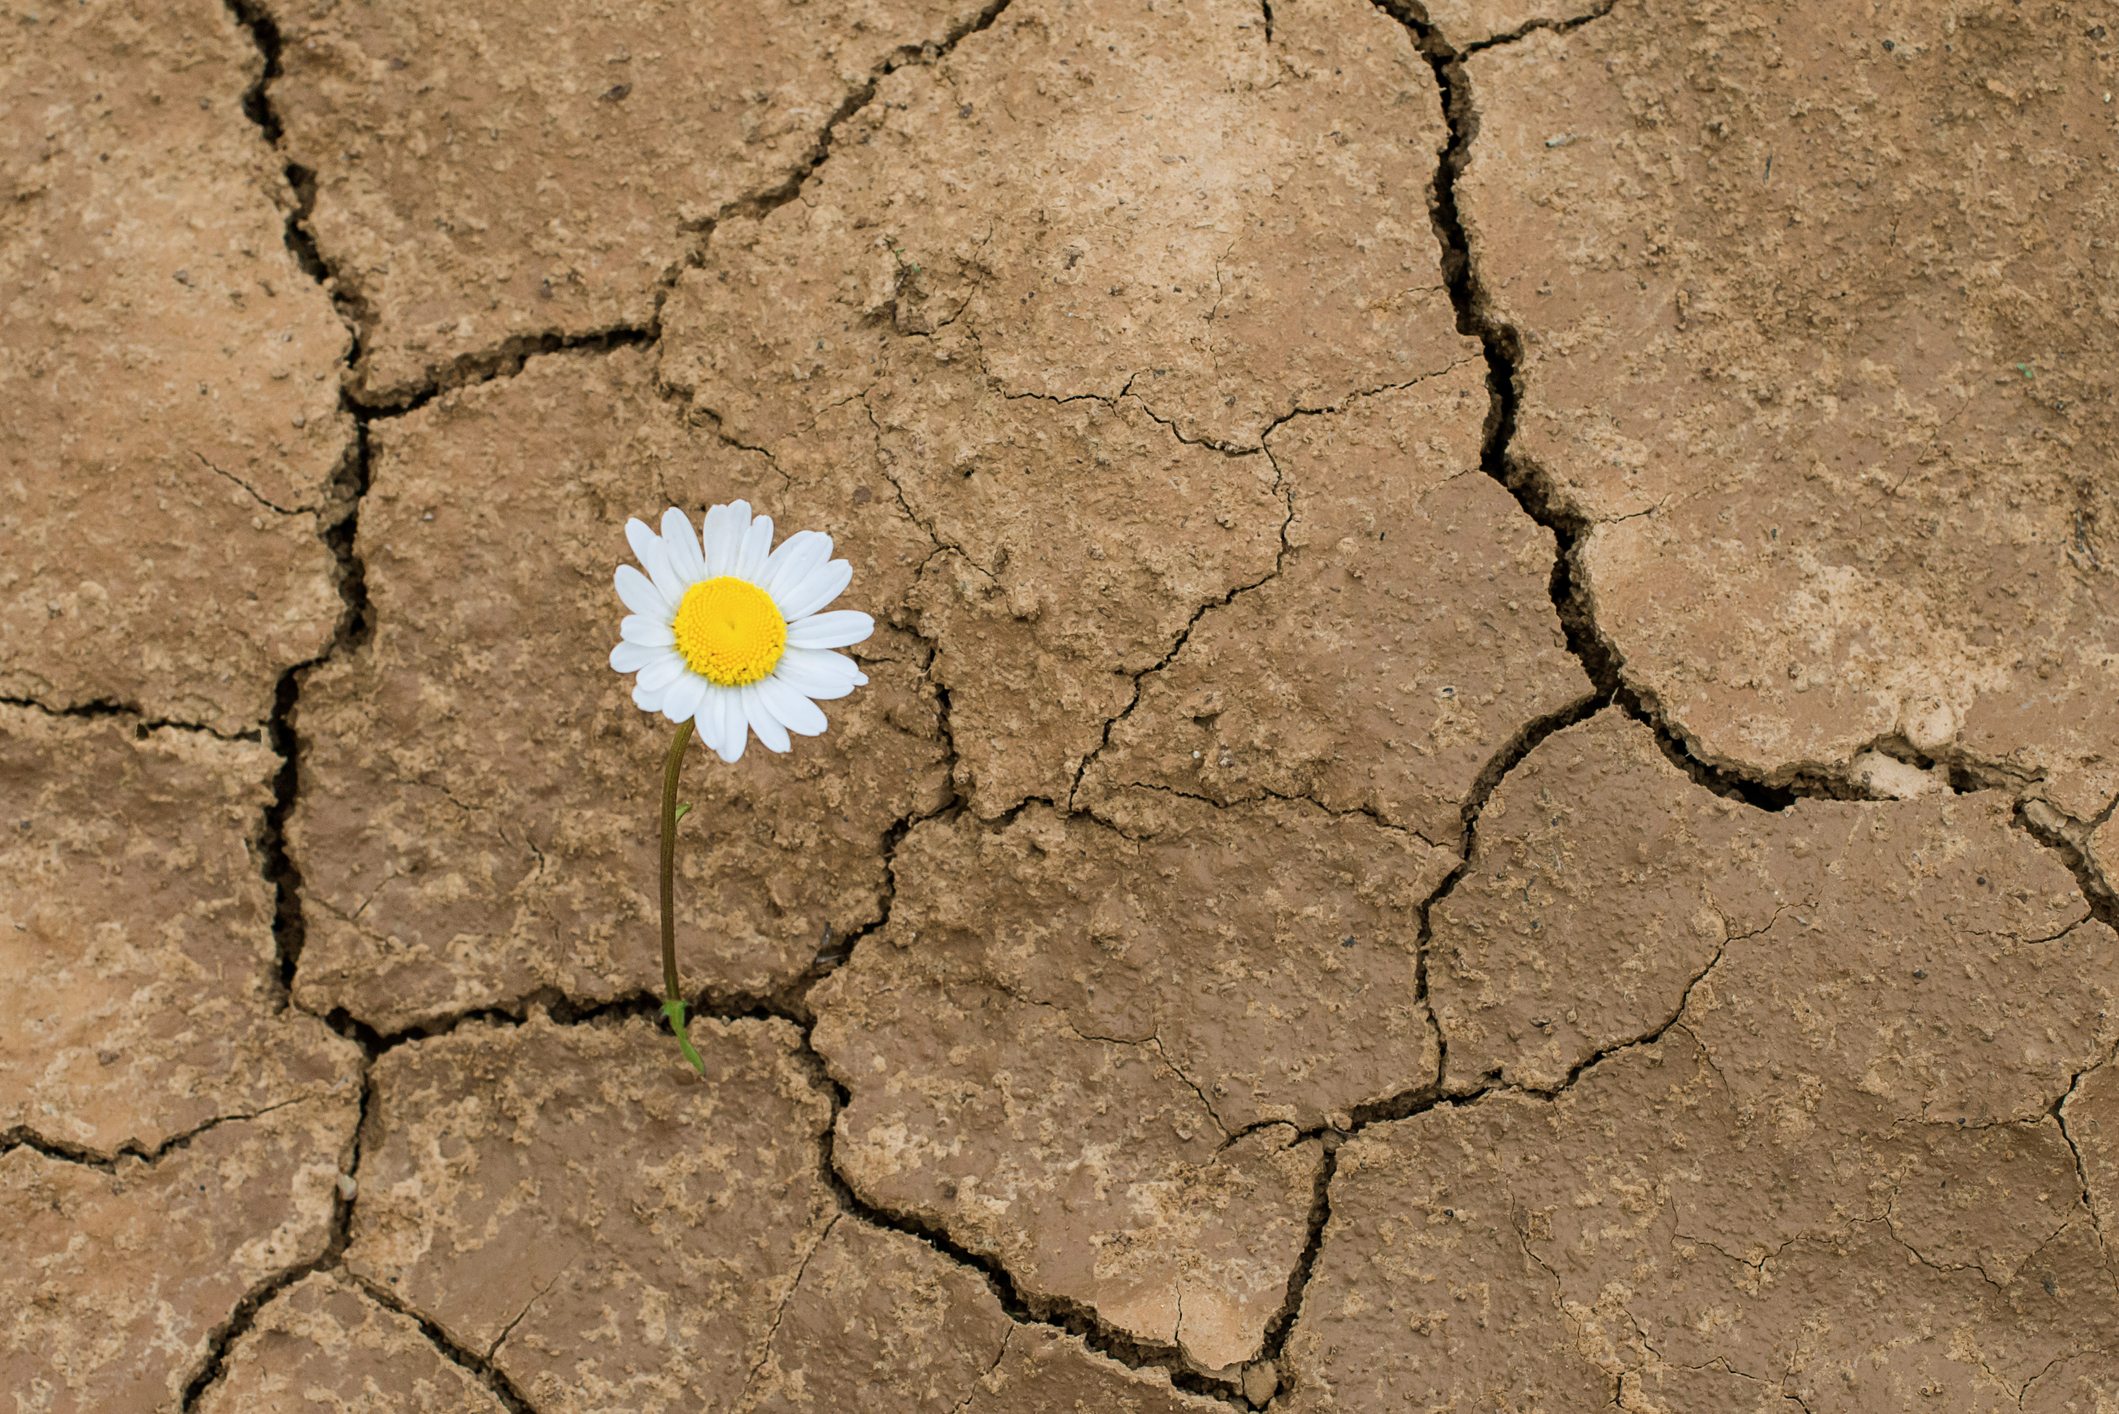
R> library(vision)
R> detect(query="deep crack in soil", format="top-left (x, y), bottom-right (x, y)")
top-left (176, 1074), bottom-right (373, 1410)
top-left (1380, 0), bottom-right (1814, 816)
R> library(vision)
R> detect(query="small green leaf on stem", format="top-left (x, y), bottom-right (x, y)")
top-left (674, 802), bottom-right (693, 824)
top-left (662, 996), bottom-right (709, 1079)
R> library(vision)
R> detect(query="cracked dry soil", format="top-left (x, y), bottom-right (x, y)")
top-left (3, 0), bottom-right (2117, 1409)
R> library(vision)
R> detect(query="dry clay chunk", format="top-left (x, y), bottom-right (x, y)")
top-left (0, 1095), bottom-right (358, 1414)
top-left (1680, 795), bottom-right (2114, 1130)
top-left (1461, 4), bottom-right (2119, 812)
top-left (661, 0), bottom-right (1474, 454)
top-left (819, 972), bottom-right (1320, 1377)
top-left (1085, 367), bottom-right (1588, 844)
top-left (0, 0), bottom-right (350, 733)
top-left (878, 342), bottom-right (1289, 814)
top-left (2090, 813), bottom-right (2118, 900)
top-left (198, 1272), bottom-right (506, 1414)
top-left (870, 799), bottom-right (1454, 1130)
top-left (2062, 1063), bottom-right (2119, 1246)
top-left (741, 1217), bottom-right (1012, 1414)
top-left (660, 0), bottom-right (1479, 815)
top-left (813, 796), bottom-right (1456, 1370)
top-left (345, 1013), bottom-right (834, 1414)
top-left (1415, 0), bottom-right (1593, 50)
top-left (741, 1219), bottom-right (1229, 1413)
top-left (1281, 1035), bottom-right (2119, 1413)
top-left (1434, 712), bottom-right (2118, 1114)
top-left (263, 0), bottom-right (992, 402)
top-left (2022, 1353), bottom-right (2119, 1414)
top-left (1430, 711), bottom-right (1777, 1091)
top-left (291, 347), bottom-right (948, 1033)
top-left (1, 708), bottom-right (361, 1155)
top-left (961, 1328), bottom-right (1227, 1414)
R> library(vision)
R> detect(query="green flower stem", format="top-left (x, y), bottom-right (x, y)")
top-left (659, 719), bottom-right (708, 1077)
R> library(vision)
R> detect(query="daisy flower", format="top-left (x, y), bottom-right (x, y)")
top-left (609, 501), bottom-right (872, 762)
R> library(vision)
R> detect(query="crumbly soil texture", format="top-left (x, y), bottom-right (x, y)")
top-left (5, 0), bottom-right (2118, 1410)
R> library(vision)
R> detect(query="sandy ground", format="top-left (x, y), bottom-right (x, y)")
top-left (4, 0), bottom-right (2118, 1409)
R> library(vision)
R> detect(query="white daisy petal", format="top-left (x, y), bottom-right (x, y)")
top-left (637, 655), bottom-right (689, 693)
top-left (623, 517), bottom-right (660, 566)
top-left (697, 503), bottom-right (736, 578)
top-left (757, 677), bottom-right (828, 737)
top-left (693, 687), bottom-right (722, 761)
top-left (621, 614), bottom-right (676, 647)
top-left (632, 680), bottom-right (667, 713)
top-left (661, 507), bottom-right (705, 584)
top-left (762, 527), bottom-right (829, 577)
top-left (689, 683), bottom-right (715, 746)
top-left (785, 610), bottom-right (874, 650)
top-left (735, 513), bottom-right (775, 582)
top-left (763, 530), bottom-right (832, 604)
top-left (661, 674), bottom-right (707, 725)
top-left (614, 564), bottom-right (670, 619)
top-left (741, 684), bottom-right (792, 754)
top-left (722, 689), bottom-right (755, 763)
top-left (773, 556), bottom-right (853, 623)
top-left (705, 688), bottom-right (745, 763)
top-left (611, 641), bottom-right (662, 674)
top-left (627, 518), bottom-right (685, 605)
top-left (713, 501), bottom-right (754, 577)
top-left (773, 647), bottom-right (866, 700)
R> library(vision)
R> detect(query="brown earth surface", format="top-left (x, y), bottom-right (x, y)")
top-left (2, 0), bottom-right (2115, 1410)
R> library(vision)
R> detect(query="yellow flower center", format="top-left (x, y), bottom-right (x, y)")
top-left (672, 577), bottom-right (787, 687)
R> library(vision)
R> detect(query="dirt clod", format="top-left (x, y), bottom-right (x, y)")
top-left (1284, 1033), bottom-right (2118, 1412)
top-left (662, 0), bottom-right (1473, 453)
top-left (0, 0), bottom-right (351, 732)
top-left (1, 708), bottom-right (361, 1155)
top-left (0, 1095), bottom-right (358, 1410)
top-left (345, 1012), bottom-right (834, 1413)
top-left (1082, 364), bottom-right (1587, 844)
top-left (743, 1219), bottom-right (1012, 1413)
top-left (197, 1272), bottom-right (508, 1414)
top-left (262, 0), bottom-right (997, 403)
top-left (815, 793), bottom-right (1453, 1369)
top-left (1462, 1), bottom-right (2119, 813)
top-left (1442, 711), bottom-right (2117, 1111)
